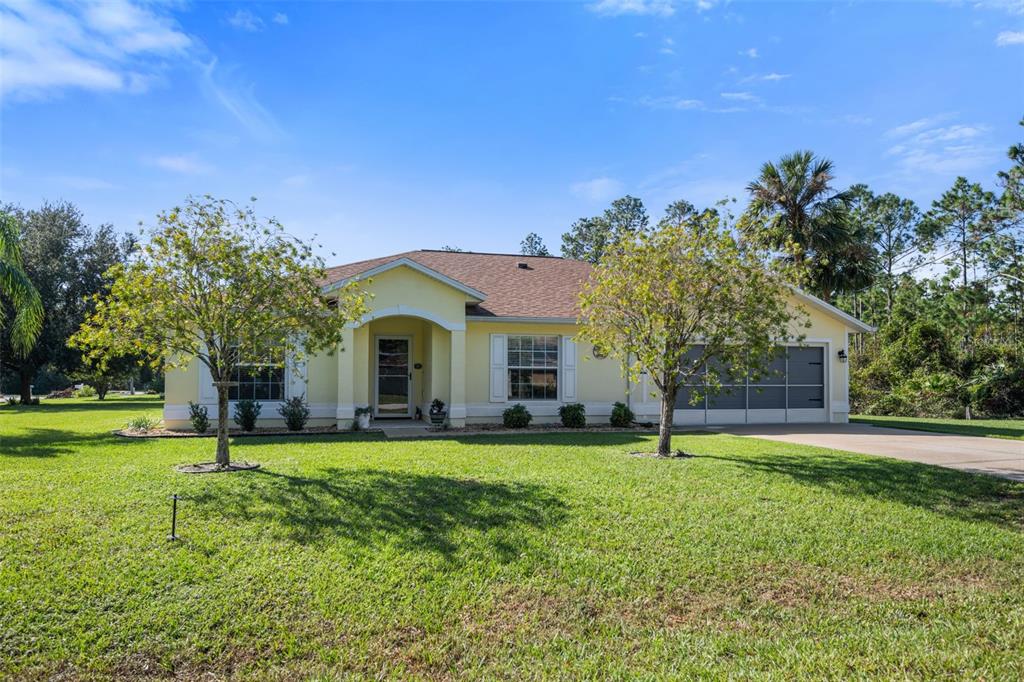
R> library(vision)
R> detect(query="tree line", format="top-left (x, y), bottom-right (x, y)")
top-left (524, 117), bottom-right (1024, 419)
top-left (0, 202), bottom-right (155, 403)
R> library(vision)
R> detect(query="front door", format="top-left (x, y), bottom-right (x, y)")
top-left (375, 337), bottom-right (412, 418)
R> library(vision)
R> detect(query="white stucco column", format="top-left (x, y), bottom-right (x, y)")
top-left (449, 329), bottom-right (466, 426)
top-left (336, 326), bottom-right (355, 428)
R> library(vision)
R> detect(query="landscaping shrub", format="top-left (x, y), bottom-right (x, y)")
top-left (74, 385), bottom-right (97, 398)
top-left (233, 399), bottom-right (261, 431)
top-left (973, 362), bottom-right (1024, 417)
top-left (610, 401), bottom-right (634, 427)
top-left (278, 395), bottom-right (310, 431)
top-left (502, 403), bottom-right (532, 428)
top-left (188, 401), bottom-right (210, 434)
top-left (124, 415), bottom-right (159, 432)
top-left (47, 387), bottom-right (76, 399)
top-left (558, 402), bottom-right (586, 428)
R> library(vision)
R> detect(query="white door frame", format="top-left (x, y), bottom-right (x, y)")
top-left (374, 335), bottom-right (413, 418)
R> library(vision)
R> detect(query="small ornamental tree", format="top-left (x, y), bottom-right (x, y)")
top-left (578, 206), bottom-right (806, 457)
top-left (71, 196), bottom-right (368, 468)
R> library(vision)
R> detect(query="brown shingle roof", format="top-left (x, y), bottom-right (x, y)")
top-left (323, 250), bottom-right (592, 319)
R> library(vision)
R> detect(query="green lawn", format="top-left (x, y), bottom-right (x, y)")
top-left (851, 414), bottom-right (1024, 440)
top-left (3, 397), bottom-right (1023, 679)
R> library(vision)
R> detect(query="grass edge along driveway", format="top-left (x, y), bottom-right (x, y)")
top-left (851, 414), bottom-right (1024, 440)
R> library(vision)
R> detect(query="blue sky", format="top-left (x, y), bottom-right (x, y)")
top-left (1, 0), bottom-right (1022, 263)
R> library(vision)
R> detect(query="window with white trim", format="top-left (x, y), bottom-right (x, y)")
top-left (507, 335), bottom-right (559, 400)
top-left (228, 347), bottom-right (285, 401)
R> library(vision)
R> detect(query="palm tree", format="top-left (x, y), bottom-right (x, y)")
top-left (745, 150), bottom-right (851, 259)
top-left (745, 150), bottom-right (867, 302)
top-left (0, 211), bottom-right (43, 357)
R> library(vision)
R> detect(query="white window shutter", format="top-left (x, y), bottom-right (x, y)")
top-left (561, 337), bottom-right (577, 401)
top-left (489, 334), bottom-right (507, 402)
top-left (198, 361), bottom-right (217, 402)
top-left (287, 354), bottom-right (308, 400)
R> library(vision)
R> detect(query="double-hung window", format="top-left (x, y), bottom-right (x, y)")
top-left (507, 335), bottom-right (559, 400)
top-left (228, 347), bottom-right (285, 401)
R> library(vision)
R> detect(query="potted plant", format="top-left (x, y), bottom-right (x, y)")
top-left (428, 398), bottom-right (448, 427)
top-left (354, 406), bottom-right (372, 431)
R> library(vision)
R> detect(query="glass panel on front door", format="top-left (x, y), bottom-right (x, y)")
top-left (377, 338), bottom-right (410, 416)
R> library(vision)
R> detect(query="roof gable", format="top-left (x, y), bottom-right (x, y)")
top-left (323, 250), bottom-right (592, 319)
top-left (323, 257), bottom-right (486, 301)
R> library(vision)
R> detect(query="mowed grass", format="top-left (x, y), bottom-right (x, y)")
top-left (2, 397), bottom-right (1024, 679)
top-left (851, 414), bottom-right (1024, 440)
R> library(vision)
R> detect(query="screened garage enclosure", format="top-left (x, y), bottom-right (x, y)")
top-left (675, 345), bottom-right (828, 424)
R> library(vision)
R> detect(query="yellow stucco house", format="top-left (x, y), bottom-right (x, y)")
top-left (163, 249), bottom-right (873, 430)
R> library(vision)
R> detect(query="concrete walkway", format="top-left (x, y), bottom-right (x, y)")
top-left (710, 422), bottom-right (1024, 481)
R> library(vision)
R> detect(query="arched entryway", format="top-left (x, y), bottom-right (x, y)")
top-left (336, 309), bottom-right (466, 428)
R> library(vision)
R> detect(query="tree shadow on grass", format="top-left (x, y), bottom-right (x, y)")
top-left (0, 397), bottom-right (162, 414)
top-left (188, 468), bottom-right (568, 559)
top-left (701, 452), bottom-right (1024, 531)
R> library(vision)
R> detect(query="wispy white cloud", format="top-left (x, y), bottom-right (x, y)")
top-left (884, 114), bottom-right (954, 138)
top-left (737, 72), bottom-right (791, 84)
top-left (199, 58), bottom-right (283, 142)
top-left (638, 95), bottom-right (704, 110)
top-left (149, 153), bottom-right (214, 174)
top-left (0, 0), bottom-right (191, 99)
top-left (971, 1), bottom-right (1024, 16)
top-left (272, 12), bottom-right (289, 26)
top-left (883, 117), bottom-right (997, 176)
top-left (571, 177), bottom-right (624, 201)
top-left (996, 30), bottom-right (1024, 45)
top-left (587, 0), bottom-right (676, 17)
top-left (720, 91), bottom-right (758, 102)
top-left (740, 47), bottom-right (759, 58)
top-left (226, 9), bottom-right (263, 32)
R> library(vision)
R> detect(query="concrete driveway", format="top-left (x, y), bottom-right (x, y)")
top-left (710, 423), bottom-right (1024, 481)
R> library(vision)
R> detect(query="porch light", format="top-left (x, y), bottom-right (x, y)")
top-left (837, 349), bottom-right (848, 363)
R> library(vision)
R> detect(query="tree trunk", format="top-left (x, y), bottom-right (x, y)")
top-left (216, 385), bottom-right (230, 467)
top-left (19, 366), bottom-right (33, 404)
top-left (658, 392), bottom-right (675, 457)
